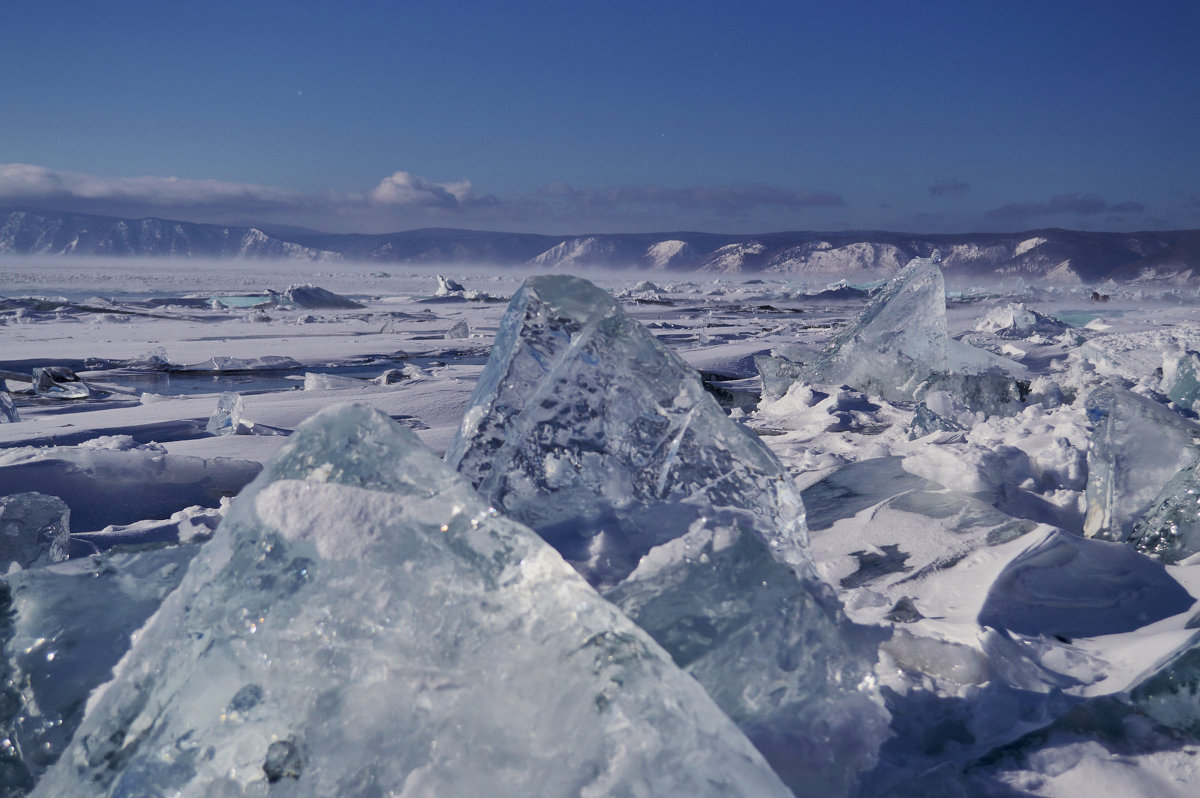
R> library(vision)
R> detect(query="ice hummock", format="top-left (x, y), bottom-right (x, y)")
top-left (972, 302), bottom-right (1068, 338)
top-left (272, 284), bottom-right (364, 309)
top-left (1, 544), bottom-right (198, 791)
top-left (0, 493), bottom-right (71, 570)
top-left (801, 256), bottom-right (1023, 403)
top-left (1082, 386), bottom-right (1200, 541)
top-left (36, 404), bottom-right (790, 797)
top-left (446, 275), bottom-right (886, 796)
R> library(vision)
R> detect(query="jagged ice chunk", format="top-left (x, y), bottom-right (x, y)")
top-left (1128, 455), bottom-right (1200, 563)
top-left (0, 544), bottom-right (199, 791)
top-left (35, 404), bottom-right (790, 798)
top-left (446, 275), bottom-right (886, 796)
top-left (1083, 386), bottom-right (1200, 541)
top-left (802, 256), bottom-right (1021, 403)
top-left (0, 493), bottom-right (70, 570)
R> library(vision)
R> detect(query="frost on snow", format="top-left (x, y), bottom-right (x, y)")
top-left (447, 274), bottom-right (886, 796)
top-left (35, 404), bottom-right (791, 798)
top-left (1082, 385), bottom-right (1200, 541)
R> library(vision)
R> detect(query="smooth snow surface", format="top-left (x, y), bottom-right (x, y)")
top-left (4, 256), bottom-right (1200, 796)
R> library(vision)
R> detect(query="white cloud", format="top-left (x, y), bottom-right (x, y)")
top-left (368, 171), bottom-right (472, 207)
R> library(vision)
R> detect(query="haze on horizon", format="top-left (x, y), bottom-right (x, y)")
top-left (1, 0), bottom-right (1197, 237)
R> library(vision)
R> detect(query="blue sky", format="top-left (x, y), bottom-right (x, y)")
top-left (1, 0), bottom-right (1197, 235)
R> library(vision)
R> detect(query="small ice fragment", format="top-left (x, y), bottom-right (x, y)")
top-left (303, 372), bottom-right (368, 391)
top-left (445, 319), bottom-right (470, 339)
top-left (0, 392), bottom-right (18, 423)
top-left (754, 354), bottom-right (806, 402)
top-left (206, 392), bottom-right (245, 436)
top-left (907, 401), bottom-right (966, 440)
top-left (31, 367), bottom-right (90, 400)
top-left (435, 274), bottom-right (465, 296)
top-left (0, 492), bottom-right (70, 569)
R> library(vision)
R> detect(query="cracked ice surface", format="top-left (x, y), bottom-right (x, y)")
top-left (35, 404), bottom-right (790, 798)
top-left (447, 275), bottom-right (886, 796)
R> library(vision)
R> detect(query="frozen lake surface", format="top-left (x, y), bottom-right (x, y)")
top-left (4, 256), bottom-right (1200, 796)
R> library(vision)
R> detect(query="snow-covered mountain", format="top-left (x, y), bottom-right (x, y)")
top-left (0, 209), bottom-right (340, 260)
top-left (4, 207), bottom-right (1200, 283)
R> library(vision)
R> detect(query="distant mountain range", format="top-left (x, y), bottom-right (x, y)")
top-left (4, 207), bottom-right (1200, 284)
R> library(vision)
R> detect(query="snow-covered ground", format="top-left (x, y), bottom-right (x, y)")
top-left (4, 256), bottom-right (1200, 796)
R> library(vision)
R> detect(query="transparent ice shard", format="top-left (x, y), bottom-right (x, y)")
top-left (0, 544), bottom-right (198, 792)
top-left (447, 275), bottom-right (886, 796)
top-left (36, 404), bottom-right (790, 798)
top-left (445, 319), bottom-right (470, 339)
top-left (0, 493), bottom-right (70, 570)
top-left (754, 353), bottom-right (806, 402)
top-left (1082, 386), bottom-right (1200, 541)
top-left (1128, 456), bottom-right (1200, 563)
top-left (1126, 639), bottom-right (1200, 738)
top-left (0, 391), bottom-right (18, 423)
top-left (802, 257), bottom-right (1022, 402)
top-left (31, 368), bottom-right (90, 400)
top-left (907, 401), bottom-right (967, 440)
top-left (205, 392), bottom-right (244, 436)
top-left (914, 372), bottom-right (1030, 418)
top-left (1162, 345), bottom-right (1200, 412)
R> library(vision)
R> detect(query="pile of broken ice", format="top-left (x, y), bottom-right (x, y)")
top-left (9, 262), bottom-right (1200, 796)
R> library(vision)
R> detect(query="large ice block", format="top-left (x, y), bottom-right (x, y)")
top-left (1128, 456), bottom-right (1200, 563)
top-left (447, 275), bottom-right (886, 796)
top-left (35, 404), bottom-right (790, 798)
top-left (802, 256), bottom-right (1022, 402)
top-left (1082, 386), bottom-right (1200, 541)
top-left (0, 493), bottom-right (70, 570)
top-left (447, 274), bottom-right (812, 583)
top-left (0, 544), bottom-right (198, 792)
